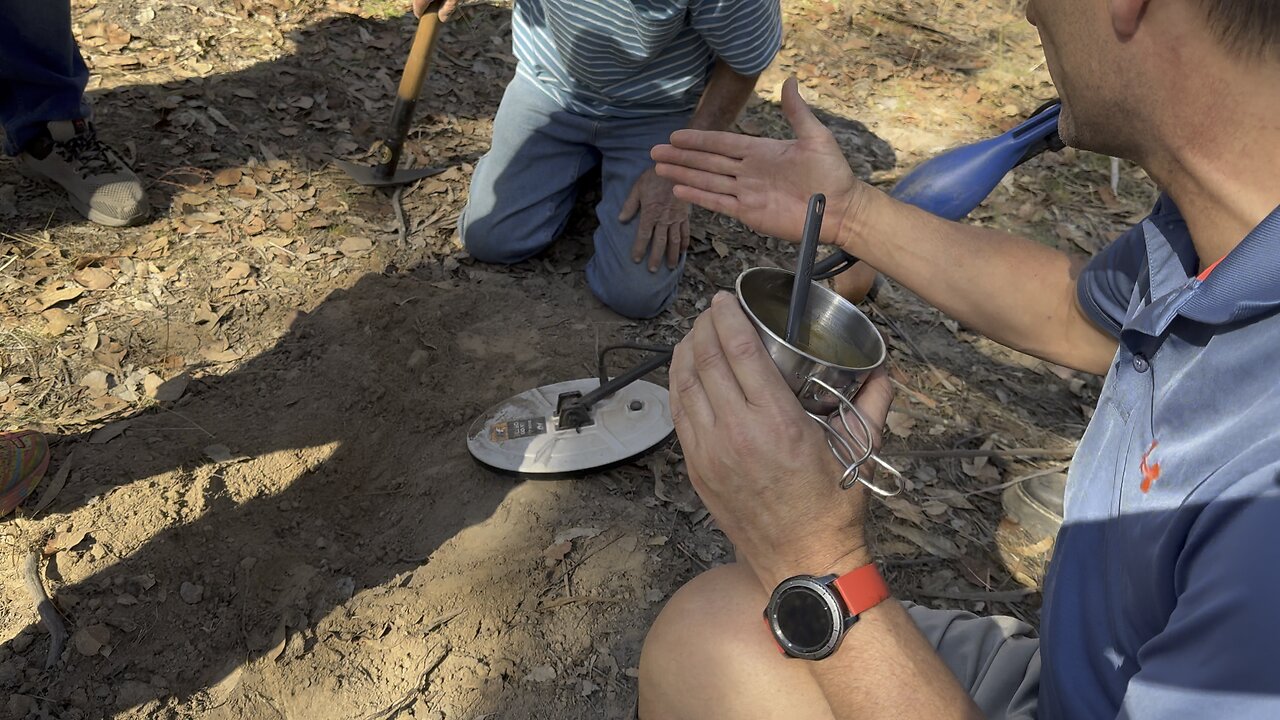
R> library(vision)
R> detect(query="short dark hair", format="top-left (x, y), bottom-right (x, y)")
top-left (1198, 0), bottom-right (1280, 59)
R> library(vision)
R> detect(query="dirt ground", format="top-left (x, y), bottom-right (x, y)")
top-left (1, 1), bottom-right (1158, 718)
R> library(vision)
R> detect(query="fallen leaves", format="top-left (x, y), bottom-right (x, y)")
top-left (73, 267), bottom-right (115, 290)
top-left (338, 236), bottom-right (373, 256)
top-left (89, 420), bottom-right (131, 445)
top-left (36, 283), bottom-right (85, 311)
top-left (43, 529), bottom-right (90, 556)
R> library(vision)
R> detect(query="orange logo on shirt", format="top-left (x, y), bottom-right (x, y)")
top-left (1140, 440), bottom-right (1161, 493)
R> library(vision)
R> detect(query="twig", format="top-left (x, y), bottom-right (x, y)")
top-left (392, 186), bottom-right (408, 245)
top-left (536, 596), bottom-right (622, 611)
top-left (866, 299), bottom-right (957, 392)
top-left (911, 587), bottom-right (1037, 603)
top-left (946, 462), bottom-right (1072, 499)
top-left (20, 552), bottom-right (67, 669)
top-left (674, 542), bottom-right (709, 571)
top-left (880, 447), bottom-right (1075, 460)
top-left (361, 643), bottom-right (450, 720)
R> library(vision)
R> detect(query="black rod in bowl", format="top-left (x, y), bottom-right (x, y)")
top-left (786, 194), bottom-right (825, 345)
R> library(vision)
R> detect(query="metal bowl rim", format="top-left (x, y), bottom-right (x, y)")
top-left (734, 266), bottom-right (887, 372)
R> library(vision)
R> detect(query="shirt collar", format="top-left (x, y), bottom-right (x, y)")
top-left (1123, 196), bottom-right (1280, 344)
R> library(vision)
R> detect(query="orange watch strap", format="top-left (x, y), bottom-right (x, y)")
top-left (831, 563), bottom-right (890, 617)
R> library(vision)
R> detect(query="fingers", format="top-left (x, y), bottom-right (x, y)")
top-left (438, 0), bottom-right (458, 20)
top-left (669, 338), bottom-right (715, 445)
top-left (619, 181), bottom-right (642, 223)
top-left (850, 367), bottom-right (894, 443)
top-left (650, 145), bottom-right (742, 177)
top-left (647, 223), bottom-right (667, 272)
top-left (780, 76), bottom-right (829, 140)
top-left (689, 305), bottom-right (748, 416)
top-left (666, 129), bottom-right (761, 159)
top-left (670, 185), bottom-right (740, 217)
top-left (707, 293), bottom-right (799, 409)
top-left (665, 224), bottom-right (682, 269)
top-left (671, 220), bottom-right (689, 269)
top-left (651, 163), bottom-right (738, 198)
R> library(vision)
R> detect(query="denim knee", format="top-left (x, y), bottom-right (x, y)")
top-left (588, 266), bottom-right (679, 319)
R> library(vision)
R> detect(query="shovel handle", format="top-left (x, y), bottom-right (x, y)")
top-left (399, 7), bottom-right (444, 102)
top-left (377, 8), bottom-right (445, 180)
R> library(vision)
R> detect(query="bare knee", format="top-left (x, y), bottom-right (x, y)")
top-left (639, 564), bottom-right (832, 720)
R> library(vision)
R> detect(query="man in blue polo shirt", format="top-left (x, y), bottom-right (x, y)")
top-left (634, 0), bottom-right (1280, 717)
top-left (416, 0), bottom-right (781, 318)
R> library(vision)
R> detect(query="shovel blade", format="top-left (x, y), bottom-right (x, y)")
top-left (334, 159), bottom-right (444, 188)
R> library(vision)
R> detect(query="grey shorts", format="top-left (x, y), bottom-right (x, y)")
top-left (905, 603), bottom-right (1041, 720)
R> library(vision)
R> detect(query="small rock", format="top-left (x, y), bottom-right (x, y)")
top-left (179, 582), bottom-right (204, 604)
top-left (116, 593), bottom-right (138, 606)
top-left (6, 693), bottom-right (36, 717)
top-left (114, 680), bottom-right (157, 708)
top-left (282, 631), bottom-right (306, 662)
top-left (10, 630), bottom-right (32, 653)
top-left (0, 658), bottom-right (24, 688)
top-left (524, 664), bottom-right (556, 683)
top-left (73, 625), bottom-right (112, 656)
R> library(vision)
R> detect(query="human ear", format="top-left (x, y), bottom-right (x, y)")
top-left (1110, 0), bottom-right (1150, 38)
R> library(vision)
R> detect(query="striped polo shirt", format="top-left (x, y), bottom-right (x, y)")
top-left (512, 0), bottom-right (783, 118)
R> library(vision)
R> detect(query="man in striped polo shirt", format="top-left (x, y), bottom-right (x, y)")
top-left (417, 0), bottom-right (782, 318)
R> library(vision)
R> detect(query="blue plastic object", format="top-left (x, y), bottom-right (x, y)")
top-left (890, 102), bottom-right (1061, 219)
top-left (812, 100), bottom-right (1063, 280)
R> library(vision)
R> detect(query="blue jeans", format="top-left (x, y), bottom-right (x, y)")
top-left (460, 73), bottom-right (690, 319)
top-left (0, 1), bottom-right (89, 155)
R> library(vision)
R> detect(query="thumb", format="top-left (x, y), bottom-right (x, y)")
top-left (781, 76), bottom-right (828, 139)
top-left (851, 366), bottom-right (895, 443)
top-left (619, 181), bottom-right (642, 222)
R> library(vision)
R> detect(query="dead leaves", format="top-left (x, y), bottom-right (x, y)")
top-left (73, 267), bottom-right (115, 291)
top-left (36, 283), bottom-right (85, 311)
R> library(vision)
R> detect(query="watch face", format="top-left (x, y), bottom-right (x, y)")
top-left (776, 585), bottom-right (835, 654)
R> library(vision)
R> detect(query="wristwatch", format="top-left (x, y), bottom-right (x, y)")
top-left (764, 563), bottom-right (890, 660)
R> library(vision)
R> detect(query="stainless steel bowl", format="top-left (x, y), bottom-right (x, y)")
top-left (735, 267), bottom-right (886, 414)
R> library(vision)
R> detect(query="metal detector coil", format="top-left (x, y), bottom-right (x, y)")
top-left (467, 346), bottom-right (674, 476)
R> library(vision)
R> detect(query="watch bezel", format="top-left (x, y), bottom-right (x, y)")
top-left (765, 574), bottom-right (848, 660)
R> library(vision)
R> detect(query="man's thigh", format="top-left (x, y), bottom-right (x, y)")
top-left (906, 603), bottom-right (1041, 720)
top-left (585, 111), bottom-right (691, 318)
top-left (459, 74), bottom-right (599, 263)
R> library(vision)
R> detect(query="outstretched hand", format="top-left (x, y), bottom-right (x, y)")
top-left (651, 77), bottom-right (866, 246)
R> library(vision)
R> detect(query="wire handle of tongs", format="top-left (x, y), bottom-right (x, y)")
top-left (802, 377), bottom-right (905, 497)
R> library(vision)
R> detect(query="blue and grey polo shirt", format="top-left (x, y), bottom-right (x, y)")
top-left (1039, 195), bottom-right (1280, 718)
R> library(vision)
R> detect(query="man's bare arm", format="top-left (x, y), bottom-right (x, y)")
top-left (842, 189), bottom-right (1118, 375)
top-left (689, 60), bottom-right (760, 132)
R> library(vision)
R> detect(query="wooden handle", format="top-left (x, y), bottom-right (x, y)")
top-left (398, 12), bottom-right (443, 102)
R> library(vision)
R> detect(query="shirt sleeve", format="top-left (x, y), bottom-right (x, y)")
top-left (1076, 220), bottom-right (1149, 338)
top-left (688, 0), bottom-right (783, 76)
top-left (1117, 476), bottom-right (1280, 719)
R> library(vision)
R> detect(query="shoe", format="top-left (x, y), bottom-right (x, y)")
top-left (995, 472), bottom-right (1066, 588)
top-left (17, 119), bottom-right (150, 227)
top-left (1, 431), bottom-right (50, 518)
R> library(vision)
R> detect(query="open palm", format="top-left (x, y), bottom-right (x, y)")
top-left (651, 77), bottom-right (866, 246)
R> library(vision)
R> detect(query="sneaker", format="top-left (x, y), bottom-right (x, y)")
top-left (1, 430), bottom-right (50, 518)
top-left (995, 472), bottom-right (1066, 588)
top-left (17, 119), bottom-right (150, 227)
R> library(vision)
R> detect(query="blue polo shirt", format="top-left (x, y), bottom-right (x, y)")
top-left (1039, 196), bottom-right (1280, 718)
